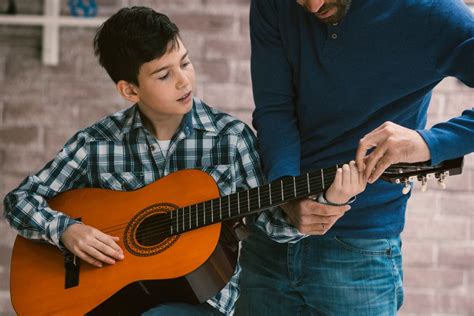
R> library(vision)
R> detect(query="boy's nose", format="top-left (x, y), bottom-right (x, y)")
top-left (176, 71), bottom-right (190, 89)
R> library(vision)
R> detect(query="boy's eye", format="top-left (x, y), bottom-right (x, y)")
top-left (182, 61), bottom-right (191, 68)
top-left (158, 73), bottom-right (169, 80)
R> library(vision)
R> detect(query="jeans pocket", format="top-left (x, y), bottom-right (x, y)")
top-left (334, 237), bottom-right (393, 256)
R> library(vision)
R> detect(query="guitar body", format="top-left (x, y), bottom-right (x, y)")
top-left (10, 169), bottom-right (238, 316)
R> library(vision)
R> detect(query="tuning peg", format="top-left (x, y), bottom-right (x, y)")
top-left (420, 176), bottom-right (428, 192)
top-left (402, 180), bottom-right (412, 195)
top-left (438, 173), bottom-right (447, 189)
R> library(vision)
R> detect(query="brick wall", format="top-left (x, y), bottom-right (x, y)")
top-left (0, 1), bottom-right (473, 315)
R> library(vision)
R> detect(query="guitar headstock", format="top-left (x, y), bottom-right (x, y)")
top-left (381, 157), bottom-right (464, 194)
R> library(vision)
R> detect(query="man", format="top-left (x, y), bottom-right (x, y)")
top-left (235, 0), bottom-right (474, 315)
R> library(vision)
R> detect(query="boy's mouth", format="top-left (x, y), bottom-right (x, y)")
top-left (177, 91), bottom-right (192, 101)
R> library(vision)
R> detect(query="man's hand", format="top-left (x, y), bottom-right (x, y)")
top-left (281, 199), bottom-right (350, 235)
top-left (60, 223), bottom-right (124, 268)
top-left (355, 121), bottom-right (431, 183)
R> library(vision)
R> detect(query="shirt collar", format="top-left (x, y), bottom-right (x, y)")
top-left (191, 97), bottom-right (219, 134)
top-left (119, 98), bottom-right (218, 136)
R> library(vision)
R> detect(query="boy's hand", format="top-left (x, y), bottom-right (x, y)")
top-left (325, 161), bottom-right (367, 204)
top-left (60, 223), bottom-right (124, 268)
top-left (281, 161), bottom-right (366, 235)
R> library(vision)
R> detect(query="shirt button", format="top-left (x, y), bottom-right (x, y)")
top-left (150, 145), bottom-right (156, 151)
top-left (331, 33), bottom-right (338, 39)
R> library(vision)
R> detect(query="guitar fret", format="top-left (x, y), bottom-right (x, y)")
top-left (170, 212), bottom-right (173, 235)
top-left (176, 208), bottom-right (179, 233)
top-left (211, 200), bottom-right (214, 222)
top-left (195, 204), bottom-right (198, 227)
top-left (247, 190), bottom-right (250, 213)
top-left (188, 206), bottom-right (191, 229)
top-left (293, 177), bottom-right (296, 197)
top-left (307, 173), bottom-right (310, 193)
top-left (269, 183), bottom-right (272, 204)
top-left (258, 186), bottom-right (261, 208)
top-left (281, 180), bottom-right (284, 201)
top-left (237, 192), bottom-right (240, 215)
top-left (228, 195), bottom-right (231, 218)
top-left (321, 169), bottom-right (325, 189)
top-left (182, 208), bottom-right (184, 231)
top-left (219, 198), bottom-right (222, 220)
top-left (203, 202), bottom-right (206, 225)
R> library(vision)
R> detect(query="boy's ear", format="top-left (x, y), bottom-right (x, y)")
top-left (117, 80), bottom-right (139, 103)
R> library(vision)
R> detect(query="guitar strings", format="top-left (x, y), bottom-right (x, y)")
top-left (100, 169), bottom-right (338, 238)
top-left (99, 169), bottom-right (339, 241)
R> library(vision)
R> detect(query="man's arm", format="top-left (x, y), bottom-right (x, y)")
top-left (250, 0), bottom-right (300, 182)
top-left (356, 1), bottom-right (474, 181)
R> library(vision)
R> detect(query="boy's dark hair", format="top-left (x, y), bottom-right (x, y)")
top-left (94, 6), bottom-right (180, 85)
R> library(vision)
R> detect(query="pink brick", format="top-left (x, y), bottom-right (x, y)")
top-left (438, 245), bottom-right (474, 269)
top-left (436, 294), bottom-right (474, 314)
top-left (434, 77), bottom-right (465, 93)
top-left (205, 38), bottom-right (251, 61)
top-left (403, 241), bottom-right (435, 267)
top-left (402, 216), bottom-right (469, 240)
top-left (3, 150), bottom-right (49, 175)
top-left (194, 59), bottom-right (231, 83)
top-left (438, 191), bottom-right (474, 218)
top-left (406, 190), bottom-right (440, 214)
top-left (4, 101), bottom-right (79, 127)
top-left (202, 83), bottom-right (254, 111)
top-left (233, 61), bottom-right (252, 85)
top-left (445, 92), bottom-right (474, 116)
top-left (0, 126), bottom-right (40, 148)
top-left (169, 13), bottom-right (235, 35)
top-left (403, 267), bottom-right (464, 289)
top-left (399, 292), bottom-right (437, 314)
top-left (240, 15), bottom-right (250, 37)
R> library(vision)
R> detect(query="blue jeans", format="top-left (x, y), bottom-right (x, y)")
top-left (235, 226), bottom-right (403, 316)
top-left (142, 303), bottom-right (223, 316)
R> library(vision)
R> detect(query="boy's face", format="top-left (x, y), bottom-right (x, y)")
top-left (130, 38), bottom-right (196, 119)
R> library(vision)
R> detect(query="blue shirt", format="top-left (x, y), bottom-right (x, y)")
top-left (250, 0), bottom-right (474, 237)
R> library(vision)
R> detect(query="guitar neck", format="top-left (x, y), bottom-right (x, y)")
top-left (168, 165), bottom-right (340, 236)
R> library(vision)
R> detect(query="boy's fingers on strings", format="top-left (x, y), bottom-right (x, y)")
top-left (92, 237), bottom-right (124, 260)
top-left (84, 245), bottom-right (116, 265)
top-left (75, 249), bottom-right (103, 268)
top-left (95, 230), bottom-right (124, 257)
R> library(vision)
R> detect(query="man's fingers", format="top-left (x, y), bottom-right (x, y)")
top-left (363, 141), bottom-right (389, 179)
top-left (369, 156), bottom-right (393, 183)
top-left (355, 127), bottom-right (389, 171)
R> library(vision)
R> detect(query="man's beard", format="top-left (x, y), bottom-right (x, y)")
top-left (315, 0), bottom-right (352, 24)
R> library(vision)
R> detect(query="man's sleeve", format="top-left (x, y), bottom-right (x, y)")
top-left (250, 0), bottom-right (301, 181)
top-left (3, 132), bottom-right (89, 248)
top-left (417, 1), bottom-right (474, 165)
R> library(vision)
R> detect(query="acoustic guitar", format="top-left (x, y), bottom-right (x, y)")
top-left (10, 157), bottom-right (464, 315)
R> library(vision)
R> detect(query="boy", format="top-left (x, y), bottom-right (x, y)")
top-left (3, 6), bottom-right (366, 316)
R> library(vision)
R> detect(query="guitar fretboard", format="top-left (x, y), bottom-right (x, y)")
top-left (168, 165), bottom-right (340, 236)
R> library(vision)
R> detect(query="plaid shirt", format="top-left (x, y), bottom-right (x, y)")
top-left (3, 97), bottom-right (306, 314)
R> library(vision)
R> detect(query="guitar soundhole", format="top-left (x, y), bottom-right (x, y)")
top-left (136, 213), bottom-right (169, 246)
top-left (124, 203), bottom-right (180, 257)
